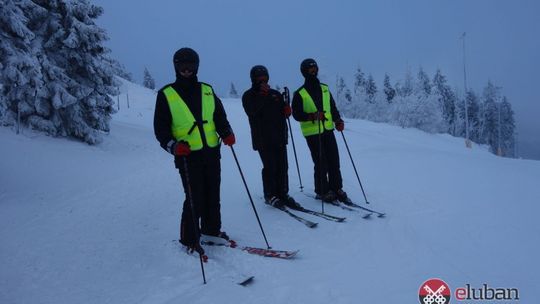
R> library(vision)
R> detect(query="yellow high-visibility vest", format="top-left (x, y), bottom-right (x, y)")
top-left (163, 84), bottom-right (219, 150)
top-left (298, 84), bottom-right (334, 136)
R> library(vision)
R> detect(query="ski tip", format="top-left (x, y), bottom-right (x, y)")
top-left (377, 213), bottom-right (386, 218)
top-left (285, 250), bottom-right (300, 259)
top-left (238, 276), bottom-right (255, 286)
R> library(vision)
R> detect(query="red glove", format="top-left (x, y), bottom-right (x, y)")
top-left (335, 120), bottom-right (344, 132)
top-left (173, 141), bottom-right (191, 156)
top-left (283, 105), bottom-right (292, 118)
top-left (307, 112), bottom-right (325, 121)
top-left (259, 83), bottom-right (270, 96)
top-left (223, 133), bottom-right (236, 146)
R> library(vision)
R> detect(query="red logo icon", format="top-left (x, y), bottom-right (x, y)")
top-left (419, 278), bottom-right (451, 304)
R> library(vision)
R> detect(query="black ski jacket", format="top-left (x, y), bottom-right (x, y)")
top-left (242, 86), bottom-right (288, 151)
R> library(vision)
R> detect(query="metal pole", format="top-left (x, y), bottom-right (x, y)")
top-left (230, 146), bottom-right (271, 249)
top-left (497, 102), bottom-right (502, 156)
top-left (181, 158), bottom-right (207, 284)
top-left (340, 131), bottom-right (370, 205)
top-left (283, 87), bottom-right (303, 191)
top-left (317, 113), bottom-right (324, 214)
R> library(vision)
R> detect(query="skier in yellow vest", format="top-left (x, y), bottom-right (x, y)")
top-left (292, 58), bottom-right (349, 203)
top-left (153, 48), bottom-right (235, 255)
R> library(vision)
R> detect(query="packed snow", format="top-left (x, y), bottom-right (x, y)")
top-left (1, 79), bottom-right (538, 304)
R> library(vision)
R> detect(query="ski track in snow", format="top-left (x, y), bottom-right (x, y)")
top-left (1, 79), bottom-right (539, 304)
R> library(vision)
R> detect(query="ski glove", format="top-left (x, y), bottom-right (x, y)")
top-left (283, 105), bottom-right (292, 118)
top-left (258, 83), bottom-right (270, 96)
top-left (335, 120), bottom-right (344, 132)
top-left (222, 133), bottom-right (236, 146)
top-left (307, 112), bottom-right (325, 121)
top-left (173, 141), bottom-right (191, 156)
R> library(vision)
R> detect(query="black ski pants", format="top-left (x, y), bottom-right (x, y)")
top-left (305, 130), bottom-right (343, 195)
top-left (258, 144), bottom-right (289, 199)
top-left (178, 158), bottom-right (221, 246)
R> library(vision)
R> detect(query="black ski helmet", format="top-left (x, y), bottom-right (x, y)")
top-left (173, 47), bottom-right (199, 76)
top-left (300, 58), bottom-right (318, 77)
top-left (250, 65), bottom-right (269, 82)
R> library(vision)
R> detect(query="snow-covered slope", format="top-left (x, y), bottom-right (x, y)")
top-left (1, 79), bottom-right (539, 304)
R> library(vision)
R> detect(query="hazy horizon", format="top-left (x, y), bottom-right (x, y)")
top-left (92, 0), bottom-right (539, 160)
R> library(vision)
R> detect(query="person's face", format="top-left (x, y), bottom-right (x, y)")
top-left (255, 75), bottom-right (269, 84)
top-left (177, 62), bottom-right (197, 77)
top-left (307, 65), bottom-right (318, 76)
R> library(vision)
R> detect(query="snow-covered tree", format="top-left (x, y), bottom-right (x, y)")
top-left (499, 96), bottom-right (515, 157)
top-left (353, 67), bottom-right (366, 97)
top-left (383, 74), bottom-right (396, 103)
top-left (433, 69), bottom-right (456, 134)
top-left (481, 81), bottom-right (501, 153)
top-left (106, 57), bottom-right (132, 81)
top-left (457, 90), bottom-right (481, 142)
top-left (396, 69), bottom-right (413, 98)
top-left (365, 74), bottom-right (377, 104)
top-left (0, 0), bottom-right (119, 144)
top-left (0, 0), bottom-right (44, 128)
top-left (143, 67), bottom-right (155, 90)
top-left (416, 67), bottom-right (432, 97)
top-left (335, 76), bottom-right (353, 117)
top-left (229, 82), bottom-right (239, 98)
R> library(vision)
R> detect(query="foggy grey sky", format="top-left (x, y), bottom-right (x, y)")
top-left (92, 0), bottom-right (539, 159)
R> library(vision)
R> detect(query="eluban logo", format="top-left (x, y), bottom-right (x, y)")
top-left (454, 284), bottom-right (519, 301)
top-left (419, 278), bottom-right (451, 304)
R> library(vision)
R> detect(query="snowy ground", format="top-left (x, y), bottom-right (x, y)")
top-left (1, 79), bottom-right (539, 304)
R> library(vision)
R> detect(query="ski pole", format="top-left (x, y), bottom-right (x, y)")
top-left (229, 146), bottom-right (271, 249)
top-left (182, 157), bottom-right (207, 284)
top-left (283, 87), bottom-right (303, 192)
top-left (339, 131), bottom-right (370, 204)
top-left (317, 113), bottom-right (324, 214)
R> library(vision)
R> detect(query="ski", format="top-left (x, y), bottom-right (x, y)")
top-left (238, 276), bottom-right (255, 286)
top-left (201, 237), bottom-right (299, 259)
top-left (341, 200), bottom-right (386, 217)
top-left (277, 207), bottom-right (318, 228)
top-left (293, 207), bottom-right (346, 222)
top-left (301, 192), bottom-right (371, 218)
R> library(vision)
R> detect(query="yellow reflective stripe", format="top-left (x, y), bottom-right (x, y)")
top-left (201, 84), bottom-right (218, 148)
top-left (164, 84), bottom-right (218, 151)
top-left (164, 86), bottom-right (202, 150)
top-left (299, 84), bottom-right (333, 137)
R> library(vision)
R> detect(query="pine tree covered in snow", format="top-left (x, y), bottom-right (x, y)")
top-left (229, 82), bottom-right (239, 98)
top-left (0, 0), bottom-right (44, 128)
top-left (499, 96), bottom-right (516, 157)
top-left (365, 74), bottom-right (378, 104)
top-left (335, 76), bottom-right (351, 105)
top-left (457, 90), bottom-right (481, 142)
top-left (481, 81), bottom-right (501, 153)
top-left (353, 67), bottom-right (366, 97)
top-left (383, 74), bottom-right (396, 103)
top-left (432, 69), bottom-right (456, 134)
top-left (143, 67), bottom-right (155, 90)
top-left (106, 58), bottom-right (132, 81)
top-left (0, 0), bottom-right (118, 144)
